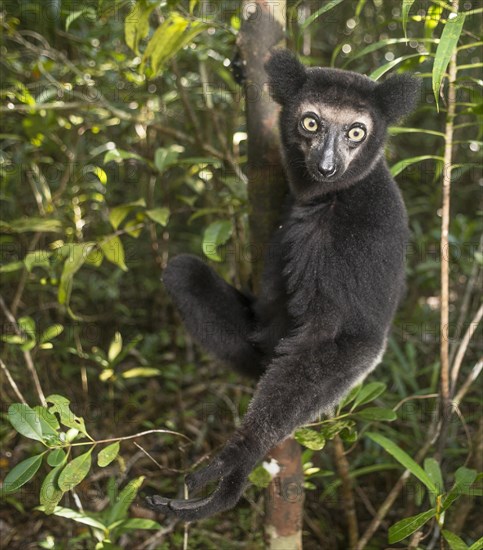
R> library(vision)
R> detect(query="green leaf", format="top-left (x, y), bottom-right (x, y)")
top-left (18, 316), bottom-right (35, 337)
top-left (342, 38), bottom-right (437, 68)
top-left (432, 12), bottom-right (466, 110)
top-left (299, 0), bottom-right (345, 31)
top-left (98, 442), bottom-right (120, 467)
top-left (389, 126), bottom-right (445, 138)
top-left (154, 147), bottom-right (180, 173)
top-left (33, 407), bottom-right (60, 438)
top-left (141, 12), bottom-right (208, 75)
top-left (8, 403), bottom-right (45, 442)
top-left (320, 420), bottom-right (355, 441)
top-left (24, 250), bottom-right (51, 272)
top-left (46, 506), bottom-right (107, 530)
top-left (367, 432), bottom-right (438, 494)
top-left (125, 0), bottom-right (155, 54)
top-left (146, 208), bottom-right (170, 227)
top-left (442, 530), bottom-right (470, 550)
top-left (109, 518), bottom-right (162, 531)
top-left (248, 464), bottom-right (272, 488)
top-left (100, 237), bottom-right (128, 271)
top-left (388, 508), bottom-right (436, 543)
top-left (0, 260), bottom-right (24, 273)
top-left (340, 425), bottom-right (358, 443)
top-left (469, 537), bottom-right (483, 550)
top-left (189, 0), bottom-right (198, 14)
top-left (58, 243), bottom-right (95, 305)
top-left (109, 198), bottom-right (146, 230)
top-left (90, 166), bottom-right (107, 185)
top-left (370, 54), bottom-right (427, 80)
top-left (2, 454), bottom-right (44, 494)
top-left (202, 220), bottom-right (232, 262)
top-left (355, 407), bottom-right (397, 421)
top-left (355, 0), bottom-right (367, 18)
top-left (46, 395), bottom-right (90, 439)
top-left (442, 467), bottom-right (477, 511)
top-left (402, 0), bottom-right (416, 38)
top-left (1, 335), bottom-right (27, 345)
top-left (339, 384), bottom-right (362, 409)
top-left (47, 449), bottom-right (67, 467)
top-left (40, 463), bottom-right (66, 514)
top-left (424, 458), bottom-right (444, 499)
top-left (294, 428), bottom-right (326, 451)
top-left (58, 450), bottom-right (93, 491)
top-left (351, 382), bottom-right (387, 409)
top-left (103, 148), bottom-right (144, 164)
top-left (124, 219), bottom-right (143, 238)
top-left (40, 324), bottom-right (64, 344)
top-left (122, 367), bottom-right (161, 378)
top-left (108, 332), bottom-right (123, 362)
top-left (391, 155), bottom-right (444, 177)
top-left (0, 217), bottom-right (62, 233)
top-left (65, 9), bottom-right (94, 31)
top-left (107, 476), bottom-right (145, 524)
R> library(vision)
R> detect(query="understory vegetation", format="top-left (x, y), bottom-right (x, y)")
top-left (0, 1), bottom-right (481, 548)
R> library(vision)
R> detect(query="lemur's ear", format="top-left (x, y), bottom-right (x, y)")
top-left (265, 49), bottom-right (307, 105)
top-left (374, 73), bottom-right (421, 124)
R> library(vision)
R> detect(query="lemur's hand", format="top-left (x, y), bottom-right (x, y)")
top-left (146, 438), bottom-right (258, 521)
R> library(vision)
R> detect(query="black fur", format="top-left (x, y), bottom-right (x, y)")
top-left (146, 50), bottom-right (420, 521)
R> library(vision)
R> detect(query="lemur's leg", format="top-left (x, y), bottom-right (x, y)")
top-left (163, 254), bottom-right (265, 378)
top-left (147, 332), bottom-right (385, 520)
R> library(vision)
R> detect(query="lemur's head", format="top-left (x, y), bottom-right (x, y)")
top-left (265, 49), bottom-right (420, 199)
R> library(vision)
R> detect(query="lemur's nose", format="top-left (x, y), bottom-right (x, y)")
top-left (318, 162), bottom-right (336, 178)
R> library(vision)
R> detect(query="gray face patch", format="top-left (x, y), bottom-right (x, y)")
top-left (294, 102), bottom-right (374, 183)
top-left (298, 102), bottom-right (373, 134)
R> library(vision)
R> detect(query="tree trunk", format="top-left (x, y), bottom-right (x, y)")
top-left (237, 2), bottom-right (304, 548)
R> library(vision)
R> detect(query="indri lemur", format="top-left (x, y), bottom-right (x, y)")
top-left (147, 50), bottom-right (420, 521)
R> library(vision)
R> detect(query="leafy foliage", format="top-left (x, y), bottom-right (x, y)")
top-left (0, 0), bottom-right (481, 548)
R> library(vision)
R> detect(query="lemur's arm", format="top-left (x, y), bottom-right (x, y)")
top-left (147, 332), bottom-right (383, 521)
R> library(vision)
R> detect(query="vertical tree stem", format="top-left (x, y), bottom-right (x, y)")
top-left (334, 435), bottom-right (359, 548)
top-left (238, 2), bottom-right (304, 548)
top-left (439, 0), bottom-right (459, 448)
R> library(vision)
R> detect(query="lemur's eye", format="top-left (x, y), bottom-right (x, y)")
top-left (347, 125), bottom-right (366, 142)
top-left (301, 116), bottom-right (319, 133)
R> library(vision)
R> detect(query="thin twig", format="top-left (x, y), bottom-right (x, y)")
top-left (133, 441), bottom-right (164, 470)
top-left (449, 235), bottom-right (482, 366)
top-left (0, 294), bottom-right (46, 406)
top-left (453, 359), bottom-right (483, 406)
top-left (450, 304), bottom-right (483, 393)
top-left (0, 358), bottom-right (27, 404)
top-left (393, 393), bottom-right (439, 411)
top-left (68, 428), bottom-right (192, 447)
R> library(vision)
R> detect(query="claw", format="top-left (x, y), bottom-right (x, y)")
top-left (168, 497), bottom-right (206, 511)
top-left (145, 495), bottom-right (171, 509)
top-left (146, 493), bottom-right (216, 521)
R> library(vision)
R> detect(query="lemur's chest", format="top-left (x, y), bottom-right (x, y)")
top-left (282, 200), bottom-right (357, 285)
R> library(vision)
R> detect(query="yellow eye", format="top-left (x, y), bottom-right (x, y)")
top-left (301, 116), bottom-right (319, 132)
top-left (347, 126), bottom-right (366, 142)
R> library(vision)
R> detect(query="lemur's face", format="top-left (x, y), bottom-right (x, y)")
top-left (265, 50), bottom-right (421, 200)
top-left (295, 102), bottom-right (374, 185)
